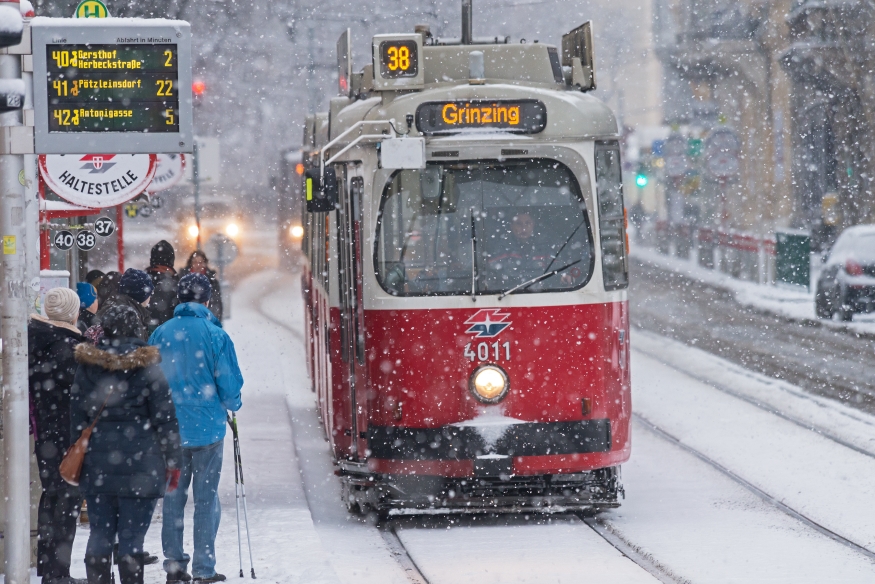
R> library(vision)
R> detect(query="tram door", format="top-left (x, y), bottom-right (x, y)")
top-left (337, 165), bottom-right (367, 460)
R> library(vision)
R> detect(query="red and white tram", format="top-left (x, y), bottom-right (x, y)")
top-left (298, 5), bottom-right (630, 515)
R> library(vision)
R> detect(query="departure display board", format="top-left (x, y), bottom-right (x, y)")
top-left (33, 20), bottom-right (193, 154)
top-left (416, 100), bottom-right (548, 135)
top-left (46, 44), bottom-right (179, 133)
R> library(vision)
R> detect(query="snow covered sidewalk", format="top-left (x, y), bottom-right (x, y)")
top-left (69, 270), bottom-right (340, 584)
top-left (631, 243), bottom-right (875, 335)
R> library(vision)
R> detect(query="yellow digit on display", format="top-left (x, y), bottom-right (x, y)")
top-left (398, 46), bottom-right (410, 70)
top-left (164, 50), bottom-right (173, 67)
top-left (387, 46), bottom-right (399, 71)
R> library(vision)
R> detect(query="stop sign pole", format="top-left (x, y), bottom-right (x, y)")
top-left (0, 4), bottom-right (29, 584)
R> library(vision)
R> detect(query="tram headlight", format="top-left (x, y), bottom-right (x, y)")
top-left (226, 223), bottom-right (240, 237)
top-left (469, 365), bottom-right (509, 404)
top-left (187, 224), bottom-right (199, 238)
top-left (290, 225), bottom-right (304, 239)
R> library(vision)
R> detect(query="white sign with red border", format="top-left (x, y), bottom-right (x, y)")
top-left (39, 154), bottom-right (157, 208)
top-left (147, 153), bottom-right (186, 193)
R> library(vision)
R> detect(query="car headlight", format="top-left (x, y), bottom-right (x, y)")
top-left (226, 223), bottom-right (239, 237)
top-left (469, 365), bottom-right (509, 404)
top-left (187, 224), bottom-right (199, 238)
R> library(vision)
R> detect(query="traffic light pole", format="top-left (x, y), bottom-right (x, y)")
top-left (193, 139), bottom-right (201, 250)
top-left (0, 48), bottom-right (30, 584)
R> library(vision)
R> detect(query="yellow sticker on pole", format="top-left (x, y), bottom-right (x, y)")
top-left (306, 177), bottom-right (313, 201)
top-left (3, 235), bottom-right (16, 255)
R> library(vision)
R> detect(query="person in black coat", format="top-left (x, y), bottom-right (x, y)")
top-left (146, 240), bottom-right (179, 333)
top-left (178, 251), bottom-right (224, 322)
top-left (28, 287), bottom-right (87, 584)
top-left (71, 305), bottom-right (182, 584)
top-left (95, 271), bottom-right (120, 308)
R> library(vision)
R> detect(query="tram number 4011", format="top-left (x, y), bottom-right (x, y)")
top-left (465, 341), bottom-right (511, 362)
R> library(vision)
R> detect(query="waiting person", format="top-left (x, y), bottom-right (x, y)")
top-left (150, 274), bottom-right (243, 584)
top-left (28, 288), bottom-right (86, 584)
top-left (85, 270), bottom-right (105, 290)
top-left (76, 282), bottom-right (99, 332)
top-left (146, 240), bottom-right (180, 332)
top-left (178, 251), bottom-right (223, 322)
top-left (96, 269), bottom-right (153, 341)
top-left (95, 271), bottom-right (120, 308)
top-left (71, 305), bottom-right (182, 584)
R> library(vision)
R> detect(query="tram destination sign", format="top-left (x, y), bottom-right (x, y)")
top-left (416, 100), bottom-right (547, 135)
top-left (32, 18), bottom-right (193, 154)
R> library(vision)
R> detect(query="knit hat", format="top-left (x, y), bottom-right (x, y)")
top-left (178, 272), bottom-right (212, 304)
top-left (101, 305), bottom-right (142, 339)
top-left (150, 240), bottom-right (175, 268)
top-left (118, 269), bottom-right (154, 303)
top-left (44, 287), bottom-right (80, 324)
top-left (76, 282), bottom-right (97, 309)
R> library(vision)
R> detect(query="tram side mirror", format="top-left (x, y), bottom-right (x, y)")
top-left (0, 78), bottom-right (24, 113)
top-left (562, 21), bottom-right (596, 92)
top-left (381, 137), bottom-right (426, 170)
top-left (304, 167), bottom-right (338, 213)
top-left (0, 4), bottom-right (23, 49)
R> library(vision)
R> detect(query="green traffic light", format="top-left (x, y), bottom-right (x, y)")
top-left (635, 174), bottom-right (648, 188)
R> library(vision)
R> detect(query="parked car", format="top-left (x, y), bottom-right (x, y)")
top-left (815, 225), bottom-right (875, 321)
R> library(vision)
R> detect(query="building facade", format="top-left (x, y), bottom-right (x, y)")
top-left (654, 0), bottom-right (875, 244)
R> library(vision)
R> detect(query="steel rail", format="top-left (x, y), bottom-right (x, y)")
top-left (378, 525), bottom-right (431, 584)
top-left (633, 343), bottom-right (875, 462)
top-left (634, 414), bottom-right (875, 562)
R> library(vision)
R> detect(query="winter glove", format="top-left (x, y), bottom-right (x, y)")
top-left (166, 468), bottom-right (181, 493)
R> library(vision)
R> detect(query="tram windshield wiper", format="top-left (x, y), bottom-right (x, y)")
top-left (497, 259), bottom-right (582, 300)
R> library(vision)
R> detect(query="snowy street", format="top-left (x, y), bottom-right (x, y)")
top-left (64, 268), bottom-right (875, 584)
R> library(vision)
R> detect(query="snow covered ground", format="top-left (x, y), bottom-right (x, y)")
top-left (51, 268), bottom-right (875, 583)
top-left (631, 244), bottom-right (875, 335)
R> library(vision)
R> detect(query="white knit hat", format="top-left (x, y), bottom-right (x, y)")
top-left (44, 287), bottom-right (79, 324)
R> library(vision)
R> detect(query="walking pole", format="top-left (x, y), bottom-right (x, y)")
top-left (230, 413), bottom-right (256, 579)
top-left (228, 414), bottom-right (244, 578)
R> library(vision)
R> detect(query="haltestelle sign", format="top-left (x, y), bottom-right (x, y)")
top-left (39, 153), bottom-right (157, 208)
top-left (147, 153), bottom-right (186, 193)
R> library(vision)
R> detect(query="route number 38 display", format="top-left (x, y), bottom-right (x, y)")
top-left (379, 40), bottom-right (418, 79)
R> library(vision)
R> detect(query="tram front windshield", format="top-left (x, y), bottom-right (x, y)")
top-left (375, 159), bottom-right (594, 296)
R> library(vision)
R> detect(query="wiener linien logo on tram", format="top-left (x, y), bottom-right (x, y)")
top-left (465, 309), bottom-right (512, 338)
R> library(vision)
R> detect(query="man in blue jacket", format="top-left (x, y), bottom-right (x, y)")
top-left (149, 273), bottom-right (244, 584)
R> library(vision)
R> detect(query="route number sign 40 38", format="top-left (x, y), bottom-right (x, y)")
top-left (465, 341), bottom-right (512, 362)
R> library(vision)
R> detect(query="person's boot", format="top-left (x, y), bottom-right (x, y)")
top-left (84, 555), bottom-right (112, 584)
top-left (117, 555), bottom-right (144, 584)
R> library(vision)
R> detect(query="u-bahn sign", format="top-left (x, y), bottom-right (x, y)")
top-left (31, 18), bottom-right (193, 154)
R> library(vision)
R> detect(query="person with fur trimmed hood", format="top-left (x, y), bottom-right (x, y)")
top-left (28, 288), bottom-right (86, 584)
top-left (71, 305), bottom-right (182, 584)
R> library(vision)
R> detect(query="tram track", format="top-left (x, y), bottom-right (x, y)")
top-left (633, 413), bottom-right (875, 563)
top-left (633, 343), bottom-right (875, 463)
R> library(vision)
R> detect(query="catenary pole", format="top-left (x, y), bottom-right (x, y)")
top-left (0, 35), bottom-right (30, 584)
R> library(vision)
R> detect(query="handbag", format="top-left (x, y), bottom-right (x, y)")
top-left (59, 389), bottom-right (113, 486)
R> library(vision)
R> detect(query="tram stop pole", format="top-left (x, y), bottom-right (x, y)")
top-left (0, 40), bottom-right (31, 584)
